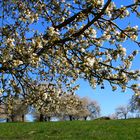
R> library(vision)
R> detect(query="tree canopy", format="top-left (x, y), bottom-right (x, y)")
top-left (0, 0), bottom-right (140, 109)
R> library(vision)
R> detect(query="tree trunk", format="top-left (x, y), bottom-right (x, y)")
top-left (84, 116), bottom-right (87, 120)
top-left (6, 118), bottom-right (10, 122)
top-left (48, 116), bottom-right (51, 121)
top-left (124, 114), bottom-right (127, 119)
top-left (44, 116), bottom-right (51, 121)
top-left (21, 114), bottom-right (25, 122)
top-left (44, 116), bottom-right (47, 122)
top-left (39, 114), bottom-right (44, 122)
top-left (69, 115), bottom-right (73, 121)
top-left (11, 114), bottom-right (15, 122)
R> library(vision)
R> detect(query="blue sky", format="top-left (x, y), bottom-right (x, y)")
top-left (76, 79), bottom-right (133, 116)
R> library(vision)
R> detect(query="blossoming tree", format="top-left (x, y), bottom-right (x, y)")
top-left (0, 0), bottom-right (140, 109)
top-left (115, 105), bottom-right (130, 119)
top-left (129, 94), bottom-right (140, 113)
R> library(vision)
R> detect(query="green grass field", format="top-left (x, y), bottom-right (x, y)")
top-left (0, 119), bottom-right (140, 140)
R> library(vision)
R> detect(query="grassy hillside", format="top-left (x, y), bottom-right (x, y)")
top-left (0, 119), bottom-right (140, 140)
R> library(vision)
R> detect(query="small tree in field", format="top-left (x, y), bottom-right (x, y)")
top-left (129, 94), bottom-right (140, 117)
top-left (115, 105), bottom-right (130, 119)
top-left (59, 94), bottom-right (82, 121)
top-left (75, 97), bottom-right (90, 120)
top-left (75, 97), bottom-right (101, 120)
top-left (0, 0), bottom-right (140, 108)
top-left (31, 84), bottom-right (62, 122)
top-left (5, 96), bottom-right (28, 122)
top-left (87, 100), bottom-right (101, 119)
top-left (0, 103), bottom-right (6, 121)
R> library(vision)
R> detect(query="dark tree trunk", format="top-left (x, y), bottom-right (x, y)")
top-left (39, 114), bottom-right (44, 122)
top-left (21, 114), bottom-right (25, 122)
top-left (124, 114), bottom-right (127, 119)
top-left (69, 115), bottom-right (73, 121)
top-left (44, 116), bottom-right (51, 121)
top-left (48, 116), bottom-right (51, 121)
top-left (6, 118), bottom-right (10, 122)
top-left (84, 116), bottom-right (87, 120)
top-left (11, 114), bottom-right (15, 122)
top-left (44, 116), bottom-right (47, 122)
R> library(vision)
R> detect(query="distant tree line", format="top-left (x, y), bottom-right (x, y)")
top-left (0, 92), bottom-right (101, 122)
top-left (1, 89), bottom-right (139, 122)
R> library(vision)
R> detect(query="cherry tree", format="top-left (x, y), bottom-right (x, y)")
top-left (129, 94), bottom-right (140, 114)
top-left (0, 96), bottom-right (28, 122)
top-left (58, 95), bottom-right (100, 121)
top-left (75, 97), bottom-right (90, 120)
top-left (0, 0), bottom-right (140, 107)
top-left (32, 92), bottom-right (85, 121)
top-left (0, 102), bottom-right (6, 121)
top-left (58, 94), bottom-right (82, 121)
top-left (29, 82), bottom-right (80, 121)
top-left (115, 105), bottom-right (130, 119)
top-left (87, 100), bottom-right (101, 119)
